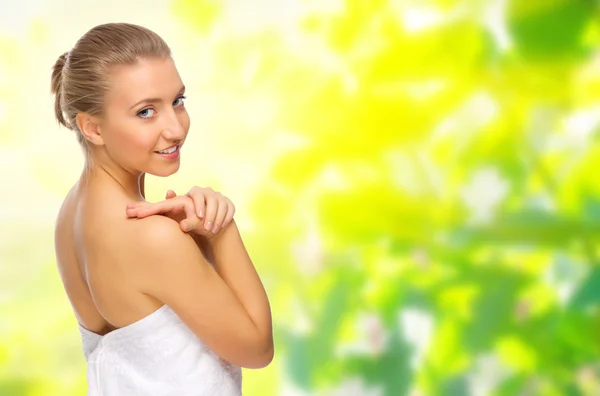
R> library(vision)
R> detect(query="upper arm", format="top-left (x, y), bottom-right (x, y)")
top-left (130, 215), bottom-right (271, 368)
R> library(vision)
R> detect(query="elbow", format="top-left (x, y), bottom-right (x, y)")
top-left (246, 340), bottom-right (274, 369)
top-left (261, 342), bottom-right (275, 368)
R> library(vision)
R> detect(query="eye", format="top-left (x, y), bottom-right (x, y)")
top-left (137, 108), bottom-right (155, 119)
top-left (173, 95), bottom-right (187, 107)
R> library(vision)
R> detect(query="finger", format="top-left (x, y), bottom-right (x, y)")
top-left (126, 202), bottom-right (149, 217)
top-left (126, 201), bottom-right (153, 210)
top-left (126, 207), bottom-right (138, 218)
top-left (130, 198), bottom-right (183, 218)
top-left (222, 198), bottom-right (236, 228)
top-left (165, 189), bottom-right (177, 199)
top-left (213, 197), bottom-right (229, 233)
top-left (187, 187), bottom-right (207, 218)
top-left (203, 193), bottom-right (219, 232)
top-left (180, 199), bottom-right (200, 232)
top-left (169, 205), bottom-right (185, 216)
top-left (130, 202), bottom-right (170, 218)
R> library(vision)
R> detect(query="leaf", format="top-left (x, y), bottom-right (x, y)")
top-left (462, 269), bottom-right (527, 351)
top-left (451, 208), bottom-right (600, 247)
top-left (0, 379), bottom-right (34, 396)
top-left (506, 0), bottom-right (595, 60)
top-left (282, 274), bottom-right (353, 389)
top-left (569, 267), bottom-right (600, 310)
top-left (440, 376), bottom-right (469, 396)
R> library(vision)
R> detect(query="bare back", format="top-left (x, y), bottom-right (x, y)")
top-left (55, 175), bottom-right (273, 369)
top-left (55, 179), bottom-right (164, 335)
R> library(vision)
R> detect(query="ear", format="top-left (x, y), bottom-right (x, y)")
top-left (76, 113), bottom-right (105, 146)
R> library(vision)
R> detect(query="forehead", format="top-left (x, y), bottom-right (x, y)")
top-left (105, 57), bottom-right (183, 106)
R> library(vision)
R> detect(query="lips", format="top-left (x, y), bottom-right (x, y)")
top-left (155, 143), bottom-right (179, 154)
top-left (157, 145), bottom-right (177, 154)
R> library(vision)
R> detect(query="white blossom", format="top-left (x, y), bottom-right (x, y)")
top-left (398, 308), bottom-right (434, 369)
top-left (292, 219), bottom-right (324, 277)
top-left (460, 168), bottom-right (509, 225)
top-left (467, 354), bottom-right (511, 396)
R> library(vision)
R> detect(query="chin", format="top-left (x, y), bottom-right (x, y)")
top-left (147, 162), bottom-right (181, 177)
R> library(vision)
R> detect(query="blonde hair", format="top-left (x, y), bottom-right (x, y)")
top-left (50, 23), bottom-right (171, 150)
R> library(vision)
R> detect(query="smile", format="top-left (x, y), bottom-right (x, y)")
top-left (157, 145), bottom-right (178, 154)
top-left (155, 143), bottom-right (181, 160)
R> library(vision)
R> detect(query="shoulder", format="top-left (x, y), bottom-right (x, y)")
top-left (127, 214), bottom-right (199, 256)
top-left (55, 185), bottom-right (77, 227)
top-left (54, 185), bottom-right (79, 246)
top-left (126, 215), bottom-right (218, 310)
top-left (120, 214), bottom-right (210, 290)
top-left (131, 214), bottom-right (181, 239)
top-left (124, 215), bottom-right (211, 277)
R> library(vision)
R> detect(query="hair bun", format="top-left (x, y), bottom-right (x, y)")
top-left (51, 51), bottom-right (71, 129)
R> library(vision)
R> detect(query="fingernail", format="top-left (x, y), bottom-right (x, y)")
top-left (212, 226), bottom-right (220, 233)
top-left (204, 221), bottom-right (212, 231)
top-left (197, 210), bottom-right (203, 218)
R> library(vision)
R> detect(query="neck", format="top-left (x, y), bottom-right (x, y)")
top-left (82, 156), bottom-right (146, 202)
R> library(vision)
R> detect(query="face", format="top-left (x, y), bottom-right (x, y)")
top-left (99, 57), bottom-right (190, 177)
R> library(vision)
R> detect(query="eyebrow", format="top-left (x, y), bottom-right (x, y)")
top-left (129, 85), bottom-right (186, 110)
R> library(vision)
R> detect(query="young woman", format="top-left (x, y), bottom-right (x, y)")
top-left (52, 23), bottom-right (273, 395)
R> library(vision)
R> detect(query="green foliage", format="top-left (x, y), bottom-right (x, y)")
top-left (202, 0), bottom-right (600, 394)
top-left (2, 0), bottom-right (600, 395)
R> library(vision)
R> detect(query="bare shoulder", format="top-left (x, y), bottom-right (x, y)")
top-left (128, 213), bottom-right (178, 239)
top-left (126, 214), bottom-right (199, 257)
top-left (123, 214), bottom-right (209, 282)
top-left (55, 186), bottom-right (77, 232)
top-left (54, 185), bottom-right (80, 254)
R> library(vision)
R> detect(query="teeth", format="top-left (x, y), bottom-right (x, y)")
top-left (158, 145), bottom-right (177, 154)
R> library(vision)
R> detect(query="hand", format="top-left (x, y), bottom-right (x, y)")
top-left (174, 186), bottom-right (236, 234)
top-left (126, 187), bottom-right (235, 238)
top-left (126, 194), bottom-right (200, 234)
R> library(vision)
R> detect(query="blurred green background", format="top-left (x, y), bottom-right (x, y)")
top-left (1, 0), bottom-right (600, 395)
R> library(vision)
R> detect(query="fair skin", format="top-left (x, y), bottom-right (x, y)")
top-left (54, 57), bottom-right (273, 369)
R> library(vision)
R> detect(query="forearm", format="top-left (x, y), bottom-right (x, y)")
top-left (191, 233), bottom-right (215, 266)
top-left (200, 221), bottom-right (273, 346)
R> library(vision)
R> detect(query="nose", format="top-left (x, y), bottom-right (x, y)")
top-left (161, 108), bottom-right (186, 140)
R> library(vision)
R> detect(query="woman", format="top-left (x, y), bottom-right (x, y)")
top-left (52, 23), bottom-right (273, 395)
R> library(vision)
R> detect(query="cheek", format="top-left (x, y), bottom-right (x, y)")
top-left (105, 121), bottom-right (156, 154)
top-left (128, 130), bottom-right (156, 152)
top-left (180, 110), bottom-right (191, 133)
